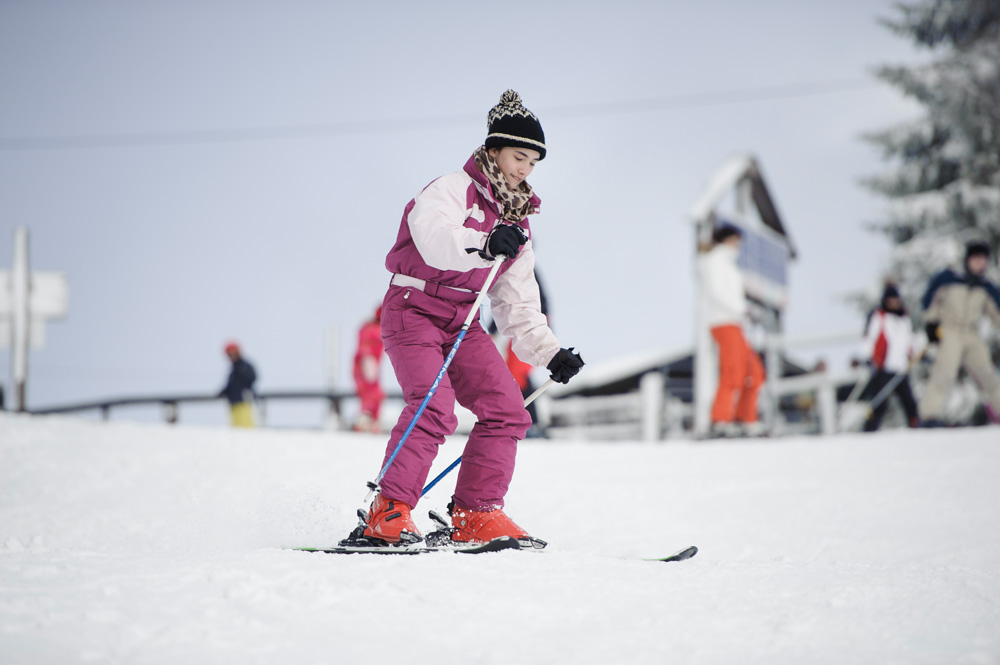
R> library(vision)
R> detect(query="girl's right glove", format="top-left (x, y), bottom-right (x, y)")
top-left (547, 348), bottom-right (585, 384)
top-left (486, 224), bottom-right (528, 259)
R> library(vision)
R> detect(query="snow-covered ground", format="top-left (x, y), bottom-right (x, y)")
top-left (2, 413), bottom-right (998, 664)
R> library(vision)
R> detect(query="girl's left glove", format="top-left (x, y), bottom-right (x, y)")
top-left (547, 348), bottom-right (585, 384)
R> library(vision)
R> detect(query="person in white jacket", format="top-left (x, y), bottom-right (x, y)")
top-left (858, 283), bottom-right (919, 431)
top-left (698, 224), bottom-right (765, 437)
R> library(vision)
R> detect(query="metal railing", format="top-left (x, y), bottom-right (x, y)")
top-left (26, 390), bottom-right (403, 425)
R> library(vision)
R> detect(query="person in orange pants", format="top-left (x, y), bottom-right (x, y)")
top-left (710, 324), bottom-right (765, 429)
top-left (699, 224), bottom-right (766, 437)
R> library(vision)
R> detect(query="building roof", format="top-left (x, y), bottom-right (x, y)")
top-left (549, 345), bottom-right (814, 401)
top-left (688, 153), bottom-right (797, 259)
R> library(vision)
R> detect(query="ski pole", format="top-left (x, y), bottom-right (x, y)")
top-left (420, 377), bottom-right (556, 497)
top-left (864, 370), bottom-right (910, 417)
top-left (863, 350), bottom-right (927, 420)
top-left (363, 256), bottom-right (507, 504)
top-left (836, 365), bottom-right (870, 432)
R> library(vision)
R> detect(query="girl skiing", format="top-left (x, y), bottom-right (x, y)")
top-left (363, 90), bottom-right (584, 546)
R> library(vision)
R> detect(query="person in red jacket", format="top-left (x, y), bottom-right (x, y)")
top-left (858, 283), bottom-right (919, 431)
top-left (352, 306), bottom-right (385, 433)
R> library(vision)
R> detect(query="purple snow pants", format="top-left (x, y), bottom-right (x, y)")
top-left (377, 284), bottom-right (531, 510)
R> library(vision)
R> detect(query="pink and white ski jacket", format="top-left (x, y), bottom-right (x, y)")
top-left (384, 153), bottom-right (561, 369)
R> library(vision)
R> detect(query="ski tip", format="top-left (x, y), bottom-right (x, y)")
top-left (517, 535), bottom-right (547, 550)
top-left (648, 545), bottom-right (698, 563)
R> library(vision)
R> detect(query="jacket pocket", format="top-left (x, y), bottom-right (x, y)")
top-left (382, 288), bottom-right (412, 338)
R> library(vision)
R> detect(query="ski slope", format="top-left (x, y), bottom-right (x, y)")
top-left (2, 413), bottom-right (998, 664)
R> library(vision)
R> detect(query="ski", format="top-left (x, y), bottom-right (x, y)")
top-left (295, 536), bottom-right (520, 556)
top-left (645, 545), bottom-right (699, 563)
top-left (304, 507), bottom-right (690, 559)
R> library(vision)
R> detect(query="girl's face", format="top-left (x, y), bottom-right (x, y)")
top-left (489, 146), bottom-right (541, 189)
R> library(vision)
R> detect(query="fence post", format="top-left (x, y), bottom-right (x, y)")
top-left (324, 395), bottom-right (341, 430)
top-left (817, 372), bottom-right (835, 436)
top-left (163, 401), bottom-right (179, 425)
top-left (640, 371), bottom-right (665, 442)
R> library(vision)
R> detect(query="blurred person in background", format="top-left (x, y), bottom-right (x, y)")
top-left (219, 341), bottom-right (257, 428)
top-left (858, 283), bottom-right (919, 431)
top-left (489, 268), bottom-right (550, 438)
top-left (353, 306), bottom-right (385, 433)
top-left (919, 240), bottom-right (1000, 427)
top-left (699, 223), bottom-right (766, 438)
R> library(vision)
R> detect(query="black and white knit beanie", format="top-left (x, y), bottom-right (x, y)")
top-left (485, 90), bottom-right (546, 160)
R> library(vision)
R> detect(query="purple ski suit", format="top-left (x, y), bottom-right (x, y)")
top-left (378, 152), bottom-right (562, 510)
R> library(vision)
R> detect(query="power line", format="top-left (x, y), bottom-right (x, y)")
top-left (0, 77), bottom-right (877, 152)
top-left (548, 77), bottom-right (876, 118)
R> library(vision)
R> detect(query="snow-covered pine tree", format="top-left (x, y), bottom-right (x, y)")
top-left (859, 0), bottom-right (1000, 425)
top-left (861, 0), bottom-right (1000, 313)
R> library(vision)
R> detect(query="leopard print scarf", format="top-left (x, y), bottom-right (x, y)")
top-left (474, 146), bottom-right (536, 222)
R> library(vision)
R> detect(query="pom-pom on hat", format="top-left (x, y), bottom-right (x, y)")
top-left (485, 90), bottom-right (546, 159)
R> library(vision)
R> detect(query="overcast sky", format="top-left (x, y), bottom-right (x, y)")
top-left (0, 0), bottom-right (924, 426)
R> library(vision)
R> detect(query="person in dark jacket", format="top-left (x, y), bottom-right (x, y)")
top-left (488, 268), bottom-right (550, 437)
top-left (219, 341), bottom-right (257, 428)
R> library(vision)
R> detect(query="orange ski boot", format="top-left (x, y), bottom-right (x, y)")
top-left (362, 494), bottom-right (422, 545)
top-left (449, 503), bottom-right (544, 548)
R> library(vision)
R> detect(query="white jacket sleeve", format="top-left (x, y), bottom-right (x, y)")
top-left (408, 173), bottom-right (493, 272)
top-left (699, 249), bottom-right (746, 325)
top-left (488, 242), bottom-right (562, 368)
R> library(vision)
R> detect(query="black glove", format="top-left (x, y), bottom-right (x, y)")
top-left (547, 347), bottom-right (584, 384)
top-left (925, 322), bottom-right (941, 344)
top-left (486, 224), bottom-right (528, 260)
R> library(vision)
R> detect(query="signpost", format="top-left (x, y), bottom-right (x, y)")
top-left (0, 227), bottom-right (69, 411)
